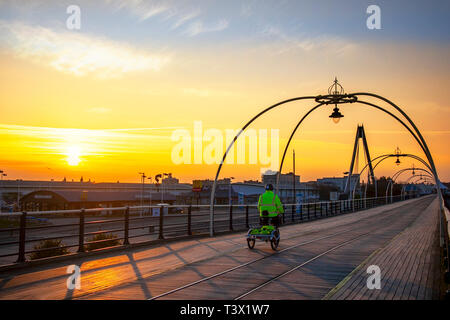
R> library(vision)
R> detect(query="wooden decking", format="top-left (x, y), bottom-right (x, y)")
top-left (325, 195), bottom-right (441, 300)
top-left (0, 195), bottom-right (442, 300)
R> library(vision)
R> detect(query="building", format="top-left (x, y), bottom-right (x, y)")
top-left (19, 189), bottom-right (177, 212)
top-left (261, 172), bottom-right (319, 203)
top-left (262, 172), bottom-right (300, 187)
top-left (0, 179), bottom-right (192, 210)
top-left (162, 173), bottom-right (179, 185)
top-left (317, 174), bottom-right (360, 193)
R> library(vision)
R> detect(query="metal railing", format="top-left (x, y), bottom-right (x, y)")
top-left (0, 195), bottom-right (410, 266)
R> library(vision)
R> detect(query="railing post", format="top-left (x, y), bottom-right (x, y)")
top-left (307, 203), bottom-right (310, 220)
top-left (188, 205), bottom-right (192, 236)
top-left (16, 211), bottom-right (27, 263)
top-left (282, 206), bottom-right (285, 224)
top-left (291, 204), bottom-right (295, 223)
top-left (245, 205), bottom-right (249, 229)
top-left (159, 205), bottom-right (164, 240)
top-left (229, 205), bottom-right (233, 231)
top-left (123, 206), bottom-right (130, 245)
top-left (78, 209), bottom-right (85, 253)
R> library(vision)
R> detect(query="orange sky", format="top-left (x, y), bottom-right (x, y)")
top-left (0, 3), bottom-right (449, 184)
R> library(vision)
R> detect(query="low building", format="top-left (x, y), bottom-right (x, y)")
top-left (317, 174), bottom-right (360, 193)
top-left (19, 189), bottom-right (177, 212)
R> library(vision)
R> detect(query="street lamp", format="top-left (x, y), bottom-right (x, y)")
top-left (329, 106), bottom-right (344, 124)
top-left (147, 176), bottom-right (152, 206)
top-left (155, 173), bottom-right (170, 204)
top-left (328, 78), bottom-right (344, 124)
top-left (0, 171), bottom-right (6, 213)
top-left (228, 177), bottom-right (235, 206)
top-left (395, 147), bottom-right (402, 166)
top-left (138, 172), bottom-right (146, 217)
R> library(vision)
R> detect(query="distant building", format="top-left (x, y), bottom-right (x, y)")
top-left (317, 174), bottom-right (360, 193)
top-left (19, 189), bottom-right (177, 212)
top-left (262, 172), bottom-right (300, 187)
top-left (260, 172), bottom-right (318, 203)
top-left (243, 180), bottom-right (261, 184)
top-left (162, 173), bottom-right (179, 185)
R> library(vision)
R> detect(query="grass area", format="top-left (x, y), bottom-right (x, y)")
top-left (29, 239), bottom-right (70, 260)
top-left (85, 233), bottom-right (121, 251)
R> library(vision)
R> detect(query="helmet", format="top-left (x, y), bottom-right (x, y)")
top-left (265, 184), bottom-right (274, 191)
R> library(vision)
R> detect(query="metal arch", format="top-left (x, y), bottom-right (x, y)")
top-left (277, 99), bottom-right (427, 199)
top-left (387, 167), bottom-right (433, 192)
top-left (209, 90), bottom-right (444, 246)
top-left (342, 99), bottom-right (427, 195)
top-left (353, 100), bottom-right (426, 155)
top-left (208, 96), bottom-right (316, 236)
top-left (350, 153), bottom-right (433, 200)
top-left (352, 154), bottom-right (392, 200)
top-left (391, 167), bottom-right (433, 182)
top-left (401, 175), bottom-right (434, 199)
top-left (274, 102), bottom-right (327, 200)
top-left (230, 97), bottom-right (431, 201)
top-left (386, 167), bottom-right (434, 202)
top-left (353, 93), bottom-right (437, 171)
top-left (352, 93), bottom-right (445, 225)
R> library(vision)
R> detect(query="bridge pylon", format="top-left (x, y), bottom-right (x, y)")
top-left (343, 124), bottom-right (377, 197)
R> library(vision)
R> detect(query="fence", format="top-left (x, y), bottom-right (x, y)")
top-left (0, 195), bottom-right (408, 265)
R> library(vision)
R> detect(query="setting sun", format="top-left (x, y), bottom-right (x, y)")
top-left (66, 145), bottom-right (81, 166)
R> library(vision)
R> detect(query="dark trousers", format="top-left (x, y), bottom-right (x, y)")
top-left (260, 215), bottom-right (280, 228)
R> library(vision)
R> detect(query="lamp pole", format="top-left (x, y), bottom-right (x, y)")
top-left (293, 150), bottom-right (296, 205)
top-left (0, 171), bottom-right (6, 213)
top-left (228, 177), bottom-right (235, 206)
top-left (138, 172), bottom-right (146, 217)
top-left (16, 179), bottom-right (22, 212)
top-left (147, 176), bottom-right (152, 206)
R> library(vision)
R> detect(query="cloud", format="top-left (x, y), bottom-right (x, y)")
top-left (171, 11), bottom-right (201, 29)
top-left (105, 0), bottom-right (170, 21)
top-left (0, 20), bottom-right (170, 78)
top-left (183, 19), bottom-right (229, 37)
top-left (262, 25), bottom-right (358, 55)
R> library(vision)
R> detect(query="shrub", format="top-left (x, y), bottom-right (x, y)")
top-left (85, 233), bottom-right (120, 251)
top-left (29, 239), bottom-right (69, 260)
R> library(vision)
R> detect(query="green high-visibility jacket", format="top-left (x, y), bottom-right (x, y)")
top-left (257, 191), bottom-right (284, 217)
